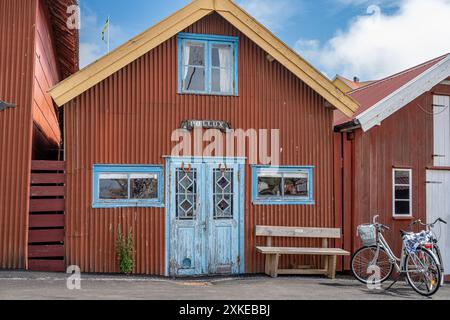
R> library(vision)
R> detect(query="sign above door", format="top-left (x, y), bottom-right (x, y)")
top-left (180, 120), bottom-right (231, 133)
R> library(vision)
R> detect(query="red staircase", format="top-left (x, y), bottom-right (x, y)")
top-left (28, 160), bottom-right (66, 272)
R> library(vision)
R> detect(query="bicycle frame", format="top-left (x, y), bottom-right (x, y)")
top-left (374, 230), bottom-right (404, 272)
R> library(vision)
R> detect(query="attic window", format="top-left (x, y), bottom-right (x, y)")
top-left (178, 33), bottom-right (238, 96)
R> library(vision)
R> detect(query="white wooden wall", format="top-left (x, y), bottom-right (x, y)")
top-left (433, 95), bottom-right (450, 167)
top-left (426, 170), bottom-right (450, 276)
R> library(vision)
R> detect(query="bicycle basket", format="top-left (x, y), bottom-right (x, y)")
top-left (357, 224), bottom-right (377, 246)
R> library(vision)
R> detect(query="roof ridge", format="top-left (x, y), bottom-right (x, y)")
top-left (349, 53), bottom-right (450, 95)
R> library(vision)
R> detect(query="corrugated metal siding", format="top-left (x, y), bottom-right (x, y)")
top-left (348, 92), bottom-right (434, 257)
top-left (64, 13), bottom-right (336, 275)
top-left (0, 0), bottom-right (36, 269)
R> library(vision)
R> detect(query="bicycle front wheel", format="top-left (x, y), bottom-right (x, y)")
top-left (405, 248), bottom-right (441, 297)
top-left (351, 246), bottom-right (394, 285)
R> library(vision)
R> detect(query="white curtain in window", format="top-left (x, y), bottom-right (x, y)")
top-left (218, 46), bottom-right (231, 93)
top-left (183, 44), bottom-right (191, 81)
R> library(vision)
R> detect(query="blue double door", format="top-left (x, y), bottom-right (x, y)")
top-left (167, 158), bottom-right (244, 276)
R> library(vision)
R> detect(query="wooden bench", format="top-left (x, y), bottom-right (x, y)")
top-left (256, 226), bottom-right (350, 279)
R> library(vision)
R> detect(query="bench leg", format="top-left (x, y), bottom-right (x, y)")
top-left (265, 255), bottom-right (272, 276)
top-left (265, 254), bottom-right (280, 278)
top-left (323, 256), bottom-right (329, 274)
top-left (327, 255), bottom-right (337, 279)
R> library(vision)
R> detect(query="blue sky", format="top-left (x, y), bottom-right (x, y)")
top-left (78, 0), bottom-right (450, 80)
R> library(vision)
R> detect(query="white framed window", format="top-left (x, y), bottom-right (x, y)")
top-left (392, 168), bottom-right (412, 217)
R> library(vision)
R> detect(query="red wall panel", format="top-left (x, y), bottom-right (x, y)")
top-left (32, 0), bottom-right (62, 159)
top-left (0, 0), bottom-right (36, 269)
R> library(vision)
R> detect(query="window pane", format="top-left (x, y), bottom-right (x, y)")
top-left (214, 169), bottom-right (234, 219)
top-left (183, 66), bottom-right (205, 91)
top-left (211, 68), bottom-right (232, 93)
top-left (395, 201), bottom-right (410, 215)
top-left (211, 44), bottom-right (232, 68)
top-left (284, 173), bottom-right (309, 197)
top-left (395, 170), bottom-right (410, 185)
top-left (185, 42), bottom-right (205, 66)
top-left (257, 174), bottom-right (282, 197)
top-left (130, 174), bottom-right (158, 200)
top-left (99, 174), bottom-right (128, 200)
top-left (176, 169), bottom-right (198, 220)
top-left (395, 185), bottom-right (410, 200)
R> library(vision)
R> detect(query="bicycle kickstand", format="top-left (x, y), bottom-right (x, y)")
top-left (384, 274), bottom-right (406, 292)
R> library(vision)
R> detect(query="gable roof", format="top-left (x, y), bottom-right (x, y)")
top-left (333, 75), bottom-right (375, 93)
top-left (334, 53), bottom-right (450, 131)
top-left (48, 0), bottom-right (358, 116)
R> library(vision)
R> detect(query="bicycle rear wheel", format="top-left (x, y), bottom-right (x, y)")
top-left (351, 246), bottom-right (394, 285)
top-left (405, 248), bottom-right (441, 297)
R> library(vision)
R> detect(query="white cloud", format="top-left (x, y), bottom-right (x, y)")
top-left (79, 6), bottom-right (131, 67)
top-left (236, 0), bottom-right (303, 31)
top-left (296, 0), bottom-right (450, 80)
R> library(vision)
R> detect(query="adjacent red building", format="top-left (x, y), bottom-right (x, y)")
top-left (334, 54), bottom-right (450, 277)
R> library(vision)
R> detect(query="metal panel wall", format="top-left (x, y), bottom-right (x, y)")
top-left (0, 0), bottom-right (36, 269)
top-left (64, 13), bottom-right (336, 275)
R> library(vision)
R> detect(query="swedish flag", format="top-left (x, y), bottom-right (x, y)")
top-left (101, 17), bottom-right (110, 43)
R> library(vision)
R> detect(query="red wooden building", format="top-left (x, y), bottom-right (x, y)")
top-left (48, 0), bottom-right (358, 276)
top-left (0, 0), bottom-right (78, 270)
top-left (334, 54), bottom-right (450, 278)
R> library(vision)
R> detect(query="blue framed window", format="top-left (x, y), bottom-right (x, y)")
top-left (93, 165), bottom-right (164, 208)
top-left (178, 33), bottom-right (238, 96)
top-left (252, 166), bottom-right (314, 205)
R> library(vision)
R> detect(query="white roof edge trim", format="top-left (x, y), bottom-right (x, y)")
top-left (356, 55), bottom-right (450, 132)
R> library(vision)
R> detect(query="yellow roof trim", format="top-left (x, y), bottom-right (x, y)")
top-left (333, 77), bottom-right (354, 94)
top-left (49, 0), bottom-right (359, 116)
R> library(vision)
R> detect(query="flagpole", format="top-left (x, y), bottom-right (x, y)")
top-left (107, 16), bottom-right (110, 53)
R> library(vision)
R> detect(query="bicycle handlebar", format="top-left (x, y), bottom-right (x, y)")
top-left (409, 218), bottom-right (447, 229)
top-left (372, 215), bottom-right (390, 231)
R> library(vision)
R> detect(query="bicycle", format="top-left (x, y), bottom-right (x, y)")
top-left (351, 215), bottom-right (442, 297)
top-left (409, 218), bottom-right (447, 285)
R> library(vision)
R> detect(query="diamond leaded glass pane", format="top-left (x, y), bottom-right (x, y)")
top-left (176, 168), bottom-right (197, 220)
top-left (213, 169), bottom-right (233, 219)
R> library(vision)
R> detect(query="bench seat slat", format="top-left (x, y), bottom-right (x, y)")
top-left (256, 226), bottom-right (341, 239)
top-left (256, 246), bottom-right (350, 256)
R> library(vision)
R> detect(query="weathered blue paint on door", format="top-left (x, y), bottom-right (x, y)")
top-left (166, 157), bottom-right (244, 276)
